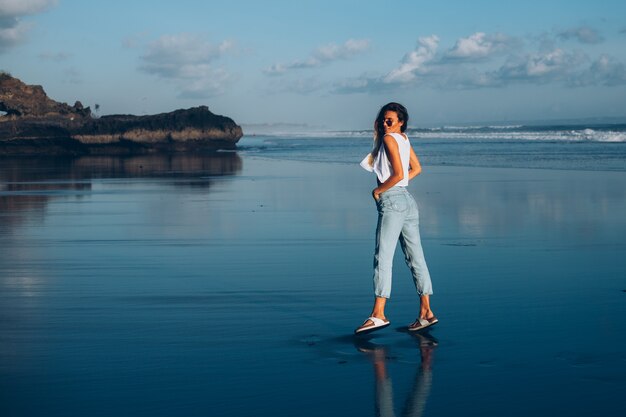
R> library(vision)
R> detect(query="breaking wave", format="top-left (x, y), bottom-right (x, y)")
top-left (250, 124), bottom-right (626, 143)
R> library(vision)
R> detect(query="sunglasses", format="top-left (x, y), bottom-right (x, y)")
top-left (383, 119), bottom-right (395, 127)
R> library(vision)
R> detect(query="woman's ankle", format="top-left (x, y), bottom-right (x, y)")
top-left (420, 309), bottom-right (434, 319)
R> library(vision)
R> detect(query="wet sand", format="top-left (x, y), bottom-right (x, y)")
top-left (1, 154), bottom-right (625, 416)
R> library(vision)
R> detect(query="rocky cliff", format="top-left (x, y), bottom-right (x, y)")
top-left (0, 73), bottom-right (243, 155)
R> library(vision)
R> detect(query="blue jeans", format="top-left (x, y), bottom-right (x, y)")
top-left (374, 187), bottom-right (433, 298)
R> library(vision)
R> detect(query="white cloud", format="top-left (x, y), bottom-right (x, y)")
top-left (574, 54), bottom-right (626, 86)
top-left (139, 33), bottom-right (235, 98)
top-left (445, 32), bottom-right (513, 60)
top-left (383, 35), bottom-right (439, 84)
top-left (0, 19), bottom-right (31, 50)
top-left (265, 38), bottom-right (370, 75)
top-left (455, 48), bottom-right (623, 89)
top-left (332, 35), bottom-right (442, 93)
top-left (314, 38), bottom-right (369, 61)
top-left (438, 48), bottom-right (587, 89)
top-left (312, 30), bottom-right (626, 95)
top-left (264, 63), bottom-right (287, 75)
top-left (178, 68), bottom-right (232, 98)
top-left (558, 26), bottom-right (604, 44)
top-left (0, 0), bottom-right (56, 52)
top-left (141, 34), bottom-right (233, 76)
top-left (495, 49), bottom-right (586, 80)
top-left (0, 0), bottom-right (56, 16)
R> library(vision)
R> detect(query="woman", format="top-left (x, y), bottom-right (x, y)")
top-left (356, 102), bottom-right (437, 334)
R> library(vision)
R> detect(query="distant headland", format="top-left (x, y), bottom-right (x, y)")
top-left (0, 73), bottom-right (243, 155)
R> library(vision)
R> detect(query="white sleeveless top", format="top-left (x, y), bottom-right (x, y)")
top-left (360, 132), bottom-right (411, 187)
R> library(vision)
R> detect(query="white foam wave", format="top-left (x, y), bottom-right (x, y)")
top-left (435, 125), bottom-right (524, 131)
top-left (410, 129), bottom-right (626, 143)
top-left (244, 127), bottom-right (626, 142)
top-left (568, 129), bottom-right (626, 142)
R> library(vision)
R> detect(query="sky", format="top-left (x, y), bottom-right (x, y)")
top-left (1, 0), bottom-right (626, 129)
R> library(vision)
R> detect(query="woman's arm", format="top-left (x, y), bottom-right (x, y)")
top-left (408, 146), bottom-right (422, 180)
top-left (372, 134), bottom-right (404, 200)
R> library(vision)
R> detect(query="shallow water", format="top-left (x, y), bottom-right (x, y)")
top-left (1, 154), bottom-right (625, 416)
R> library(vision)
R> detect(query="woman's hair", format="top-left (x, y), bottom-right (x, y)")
top-left (371, 102), bottom-right (409, 159)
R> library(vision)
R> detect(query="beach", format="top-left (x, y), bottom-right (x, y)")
top-left (1, 151), bottom-right (625, 417)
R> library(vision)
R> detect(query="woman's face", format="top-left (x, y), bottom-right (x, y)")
top-left (382, 110), bottom-right (403, 133)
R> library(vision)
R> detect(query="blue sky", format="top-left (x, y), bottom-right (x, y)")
top-left (1, 0), bottom-right (626, 129)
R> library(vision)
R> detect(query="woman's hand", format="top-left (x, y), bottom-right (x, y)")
top-left (372, 189), bottom-right (381, 201)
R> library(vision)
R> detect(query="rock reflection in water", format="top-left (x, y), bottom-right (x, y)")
top-left (0, 153), bottom-right (242, 182)
top-left (0, 153), bottom-right (242, 229)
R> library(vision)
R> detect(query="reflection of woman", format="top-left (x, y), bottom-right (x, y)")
top-left (355, 333), bottom-right (437, 417)
top-left (356, 103), bottom-right (437, 334)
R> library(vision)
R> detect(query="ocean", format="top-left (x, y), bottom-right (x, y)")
top-left (240, 123), bottom-right (626, 171)
top-left (1, 124), bottom-right (625, 417)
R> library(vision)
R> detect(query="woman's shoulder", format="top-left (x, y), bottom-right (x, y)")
top-left (385, 132), bottom-right (410, 142)
top-left (383, 133), bottom-right (401, 143)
